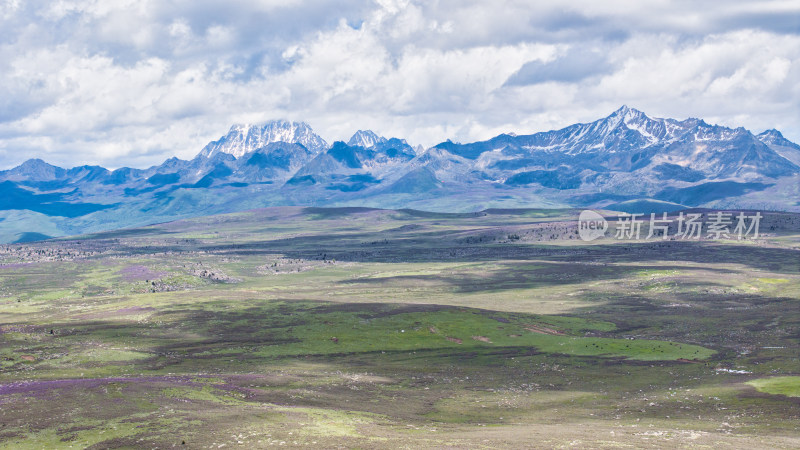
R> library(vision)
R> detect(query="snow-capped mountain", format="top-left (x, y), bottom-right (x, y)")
top-left (757, 128), bottom-right (800, 166)
top-left (200, 120), bottom-right (329, 158)
top-left (428, 106), bottom-right (796, 185)
top-left (0, 107), bottom-right (798, 243)
top-left (347, 130), bottom-right (386, 148)
top-left (757, 128), bottom-right (799, 148)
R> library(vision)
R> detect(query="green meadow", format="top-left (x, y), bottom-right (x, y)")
top-left (0, 207), bottom-right (798, 448)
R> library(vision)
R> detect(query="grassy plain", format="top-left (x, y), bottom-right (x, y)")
top-left (0, 207), bottom-right (798, 448)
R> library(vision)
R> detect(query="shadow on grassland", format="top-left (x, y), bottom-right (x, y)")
top-left (181, 232), bottom-right (800, 274)
top-left (337, 259), bottom-right (739, 293)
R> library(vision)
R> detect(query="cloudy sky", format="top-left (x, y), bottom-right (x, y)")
top-left (1, 0), bottom-right (798, 169)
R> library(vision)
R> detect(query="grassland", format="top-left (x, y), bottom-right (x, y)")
top-left (748, 377), bottom-right (800, 398)
top-left (0, 207), bottom-right (798, 448)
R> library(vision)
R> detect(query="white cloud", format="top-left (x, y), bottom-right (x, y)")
top-left (0, 0), bottom-right (798, 169)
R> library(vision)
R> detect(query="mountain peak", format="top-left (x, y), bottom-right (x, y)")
top-left (612, 104), bottom-right (632, 114)
top-left (228, 119), bottom-right (308, 133)
top-left (201, 120), bottom-right (329, 159)
top-left (3, 158), bottom-right (65, 181)
top-left (608, 105), bottom-right (648, 122)
top-left (19, 158), bottom-right (55, 169)
top-left (757, 128), bottom-right (800, 150)
top-left (758, 128), bottom-right (784, 139)
top-left (347, 130), bottom-right (387, 148)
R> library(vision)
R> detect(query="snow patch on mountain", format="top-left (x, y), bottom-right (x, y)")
top-left (200, 120), bottom-right (329, 158)
top-left (347, 130), bottom-right (387, 148)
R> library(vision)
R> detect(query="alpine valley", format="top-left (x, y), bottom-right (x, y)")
top-left (2, 106), bottom-right (799, 243)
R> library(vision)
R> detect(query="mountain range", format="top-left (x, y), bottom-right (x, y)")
top-left (1, 106), bottom-right (798, 243)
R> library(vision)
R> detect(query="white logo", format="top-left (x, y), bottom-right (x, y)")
top-left (576, 210), bottom-right (762, 242)
top-left (578, 210), bottom-right (608, 241)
